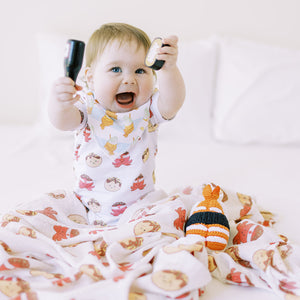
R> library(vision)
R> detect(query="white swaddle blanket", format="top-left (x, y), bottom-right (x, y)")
top-left (0, 183), bottom-right (299, 300)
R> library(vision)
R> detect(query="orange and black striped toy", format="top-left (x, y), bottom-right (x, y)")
top-left (185, 184), bottom-right (230, 251)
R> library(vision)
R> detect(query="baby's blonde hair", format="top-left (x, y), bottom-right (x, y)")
top-left (85, 23), bottom-right (151, 68)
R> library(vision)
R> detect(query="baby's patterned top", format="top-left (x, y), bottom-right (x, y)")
top-left (73, 91), bottom-right (165, 225)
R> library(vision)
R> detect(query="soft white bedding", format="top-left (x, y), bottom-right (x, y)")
top-left (1, 35), bottom-right (300, 300)
top-left (0, 124), bottom-right (299, 299)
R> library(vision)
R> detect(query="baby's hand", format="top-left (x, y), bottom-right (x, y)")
top-left (51, 77), bottom-right (82, 107)
top-left (156, 35), bottom-right (179, 70)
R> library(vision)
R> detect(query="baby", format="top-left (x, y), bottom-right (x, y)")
top-left (48, 23), bottom-right (185, 225)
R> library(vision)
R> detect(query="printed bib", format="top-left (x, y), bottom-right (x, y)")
top-left (83, 91), bottom-right (151, 159)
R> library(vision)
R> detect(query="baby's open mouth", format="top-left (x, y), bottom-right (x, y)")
top-left (115, 92), bottom-right (135, 109)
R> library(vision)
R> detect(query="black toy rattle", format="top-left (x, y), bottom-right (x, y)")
top-left (64, 39), bottom-right (85, 82)
top-left (145, 37), bottom-right (169, 71)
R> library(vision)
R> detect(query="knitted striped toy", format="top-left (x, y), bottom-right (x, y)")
top-left (185, 184), bottom-right (230, 251)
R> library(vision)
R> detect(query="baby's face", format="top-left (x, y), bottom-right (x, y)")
top-left (87, 40), bottom-right (155, 113)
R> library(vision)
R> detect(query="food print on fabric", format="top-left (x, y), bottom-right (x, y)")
top-left (73, 90), bottom-right (165, 226)
top-left (0, 183), bottom-right (299, 300)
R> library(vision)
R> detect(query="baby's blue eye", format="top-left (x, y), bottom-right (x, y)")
top-left (136, 68), bottom-right (146, 74)
top-left (111, 67), bottom-right (121, 73)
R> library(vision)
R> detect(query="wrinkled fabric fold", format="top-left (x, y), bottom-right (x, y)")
top-left (0, 183), bottom-right (299, 299)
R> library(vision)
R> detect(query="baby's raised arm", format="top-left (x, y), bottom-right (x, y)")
top-left (156, 36), bottom-right (186, 120)
top-left (48, 77), bottom-right (83, 131)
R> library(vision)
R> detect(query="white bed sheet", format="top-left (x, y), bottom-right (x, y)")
top-left (0, 124), bottom-right (299, 300)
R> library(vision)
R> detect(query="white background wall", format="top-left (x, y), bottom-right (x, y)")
top-left (1, 0), bottom-right (300, 124)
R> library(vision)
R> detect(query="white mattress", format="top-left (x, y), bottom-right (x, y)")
top-left (0, 124), bottom-right (299, 299)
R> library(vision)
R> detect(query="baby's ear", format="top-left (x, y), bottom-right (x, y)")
top-left (85, 67), bottom-right (94, 89)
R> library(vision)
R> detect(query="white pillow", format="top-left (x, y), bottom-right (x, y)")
top-left (159, 39), bottom-right (217, 142)
top-left (213, 36), bottom-right (300, 145)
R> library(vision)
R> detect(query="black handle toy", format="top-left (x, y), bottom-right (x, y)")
top-left (64, 39), bottom-right (85, 82)
top-left (145, 37), bottom-right (169, 71)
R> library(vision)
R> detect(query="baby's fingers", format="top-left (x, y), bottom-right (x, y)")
top-left (157, 35), bottom-right (178, 58)
top-left (53, 77), bottom-right (80, 103)
top-left (55, 76), bottom-right (76, 86)
top-left (162, 35), bottom-right (178, 48)
top-left (57, 92), bottom-right (77, 102)
top-left (55, 83), bottom-right (77, 96)
top-left (158, 45), bottom-right (177, 56)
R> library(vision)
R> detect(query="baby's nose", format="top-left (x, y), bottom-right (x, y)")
top-left (122, 74), bottom-right (136, 85)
